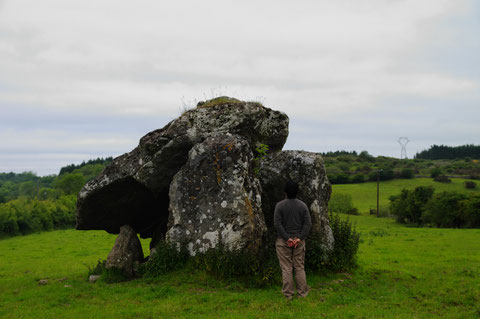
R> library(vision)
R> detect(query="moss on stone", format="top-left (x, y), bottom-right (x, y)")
top-left (197, 96), bottom-right (243, 109)
top-left (196, 96), bottom-right (265, 109)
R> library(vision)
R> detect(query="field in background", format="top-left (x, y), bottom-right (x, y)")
top-left (0, 212), bottom-right (479, 318)
top-left (332, 178), bottom-right (480, 213)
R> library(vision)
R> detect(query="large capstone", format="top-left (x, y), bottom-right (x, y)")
top-left (166, 134), bottom-right (266, 255)
top-left (76, 99), bottom-right (289, 241)
top-left (259, 151), bottom-right (334, 252)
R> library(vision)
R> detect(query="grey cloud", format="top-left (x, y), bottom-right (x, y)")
top-left (0, 0), bottom-right (479, 174)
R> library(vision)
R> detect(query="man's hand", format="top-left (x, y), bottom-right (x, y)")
top-left (287, 237), bottom-right (301, 248)
top-left (293, 237), bottom-right (301, 248)
top-left (287, 238), bottom-right (295, 247)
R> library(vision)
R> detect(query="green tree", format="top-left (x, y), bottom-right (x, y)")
top-left (329, 193), bottom-right (358, 215)
top-left (389, 186), bottom-right (434, 224)
top-left (71, 164), bottom-right (105, 181)
top-left (423, 192), bottom-right (467, 227)
top-left (461, 194), bottom-right (480, 227)
top-left (358, 151), bottom-right (375, 162)
top-left (36, 187), bottom-right (62, 200)
top-left (0, 188), bottom-right (6, 204)
top-left (53, 173), bottom-right (86, 195)
top-left (18, 181), bottom-right (39, 198)
top-left (0, 181), bottom-right (18, 202)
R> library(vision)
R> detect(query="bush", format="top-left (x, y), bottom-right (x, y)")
top-left (329, 193), bottom-right (358, 215)
top-left (358, 151), bottom-right (375, 162)
top-left (140, 241), bottom-right (189, 277)
top-left (389, 188), bottom-right (480, 228)
top-left (462, 194), bottom-right (480, 227)
top-left (380, 169), bottom-right (395, 181)
top-left (0, 196), bottom-right (76, 237)
top-left (322, 213), bottom-right (360, 271)
top-left (306, 213), bottom-right (360, 272)
top-left (351, 173), bottom-right (365, 183)
top-left (430, 167), bottom-right (443, 178)
top-left (465, 181), bottom-right (477, 189)
top-left (399, 168), bottom-right (414, 179)
top-left (389, 186), bottom-right (435, 224)
top-left (328, 173), bottom-right (350, 184)
top-left (434, 175), bottom-right (451, 183)
top-left (423, 192), bottom-right (467, 227)
top-left (368, 169), bottom-right (394, 182)
top-left (305, 235), bottom-right (330, 273)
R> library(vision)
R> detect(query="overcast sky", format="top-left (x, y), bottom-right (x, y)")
top-left (1, 0), bottom-right (479, 176)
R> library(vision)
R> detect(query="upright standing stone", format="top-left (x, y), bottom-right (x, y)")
top-left (106, 225), bottom-right (144, 277)
top-left (259, 151), bottom-right (334, 254)
top-left (166, 134), bottom-right (266, 255)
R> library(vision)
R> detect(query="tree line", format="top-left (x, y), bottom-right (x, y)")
top-left (415, 144), bottom-right (480, 160)
top-left (59, 157), bottom-right (113, 175)
top-left (0, 158), bottom-right (111, 237)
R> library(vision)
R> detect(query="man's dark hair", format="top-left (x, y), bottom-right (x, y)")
top-left (284, 180), bottom-right (299, 199)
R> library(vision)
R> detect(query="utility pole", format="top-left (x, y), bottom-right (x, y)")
top-left (376, 169), bottom-right (383, 217)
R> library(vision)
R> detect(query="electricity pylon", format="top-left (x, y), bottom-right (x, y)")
top-left (398, 137), bottom-right (410, 159)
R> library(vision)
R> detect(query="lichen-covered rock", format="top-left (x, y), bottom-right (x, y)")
top-left (166, 134), bottom-right (266, 255)
top-left (105, 225), bottom-right (144, 277)
top-left (76, 99), bottom-right (288, 240)
top-left (259, 151), bottom-right (334, 253)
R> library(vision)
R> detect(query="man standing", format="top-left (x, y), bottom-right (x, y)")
top-left (274, 180), bottom-right (312, 300)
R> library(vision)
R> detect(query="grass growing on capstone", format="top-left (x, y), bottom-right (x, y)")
top-left (1, 213), bottom-right (479, 318)
top-left (196, 96), bottom-right (264, 109)
top-left (196, 96), bottom-right (243, 109)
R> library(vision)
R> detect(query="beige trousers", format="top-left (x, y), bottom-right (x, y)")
top-left (275, 237), bottom-right (308, 299)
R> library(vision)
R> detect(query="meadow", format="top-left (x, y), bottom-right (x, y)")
top-left (0, 178), bottom-right (479, 318)
top-left (333, 177), bottom-right (480, 213)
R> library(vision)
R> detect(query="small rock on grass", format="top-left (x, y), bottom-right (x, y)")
top-left (38, 279), bottom-right (48, 285)
top-left (89, 275), bottom-right (101, 283)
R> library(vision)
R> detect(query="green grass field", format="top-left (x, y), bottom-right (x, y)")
top-left (333, 178), bottom-right (480, 213)
top-left (1, 178), bottom-right (479, 318)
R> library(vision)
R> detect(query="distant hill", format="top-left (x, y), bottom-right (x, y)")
top-left (322, 151), bottom-right (480, 184)
top-left (0, 158), bottom-right (113, 237)
top-left (0, 158), bottom-right (112, 204)
top-left (59, 157), bottom-right (113, 175)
